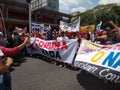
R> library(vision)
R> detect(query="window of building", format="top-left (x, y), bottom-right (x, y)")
top-left (48, 2), bottom-right (52, 7)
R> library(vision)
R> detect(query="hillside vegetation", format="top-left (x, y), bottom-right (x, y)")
top-left (73, 3), bottom-right (120, 29)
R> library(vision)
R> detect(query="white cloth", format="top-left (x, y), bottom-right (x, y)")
top-left (57, 36), bottom-right (63, 41)
top-left (57, 36), bottom-right (69, 41)
top-left (0, 49), bottom-right (3, 56)
top-left (0, 49), bottom-right (4, 84)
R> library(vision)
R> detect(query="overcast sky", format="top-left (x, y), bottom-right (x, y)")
top-left (59, 0), bottom-right (120, 14)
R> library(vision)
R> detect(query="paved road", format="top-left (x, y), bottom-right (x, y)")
top-left (11, 57), bottom-right (120, 90)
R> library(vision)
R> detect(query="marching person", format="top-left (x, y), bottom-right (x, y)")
top-left (0, 52), bottom-right (13, 90)
top-left (0, 34), bottom-right (29, 90)
top-left (109, 21), bottom-right (120, 43)
top-left (56, 30), bottom-right (69, 67)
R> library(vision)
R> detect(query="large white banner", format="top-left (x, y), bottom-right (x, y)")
top-left (26, 38), bottom-right (79, 64)
top-left (60, 17), bottom-right (80, 32)
top-left (31, 23), bottom-right (44, 33)
top-left (74, 39), bottom-right (120, 83)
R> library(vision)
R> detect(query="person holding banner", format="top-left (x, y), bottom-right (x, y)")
top-left (0, 53), bottom-right (13, 90)
top-left (56, 30), bottom-right (69, 67)
top-left (52, 30), bottom-right (58, 40)
top-left (0, 36), bottom-right (29, 90)
top-left (109, 21), bottom-right (120, 43)
top-left (57, 30), bottom-right (69, 41)
top-left (94, 21), bottom-right (120, 44)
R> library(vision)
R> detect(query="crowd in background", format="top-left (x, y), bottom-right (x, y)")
top-left (0, 20), bottom-right (120, 90)
top-left (0, 21), bottom-right (120, 66)
top-left (0, 21), bottom-right (119, 66)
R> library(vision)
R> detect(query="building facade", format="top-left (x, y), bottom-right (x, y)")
top-left (45, 0), bottom-right (59, 11)
top-left (31, 0), bottom-right (59, 12)
top-left (0, 0), bottom-right (72, 32)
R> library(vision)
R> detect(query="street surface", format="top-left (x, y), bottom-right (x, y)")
top-left (11, 57), bottom-right (120, 90)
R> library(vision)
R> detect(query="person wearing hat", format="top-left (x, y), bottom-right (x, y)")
top-left (81, 30), bottom-right (90, 40)
top-left (93, 30), bottom-right (108, 44)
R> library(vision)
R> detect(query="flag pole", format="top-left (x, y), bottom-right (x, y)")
top-left (79, 16), bottom-right (80, 32)
top-left (0, 8), bottom-right (6, 36)
top-left (29, 3), bottom-right (32, 33)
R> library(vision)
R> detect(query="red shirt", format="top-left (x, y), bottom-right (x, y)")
top-left (0, 46), bottom-right (20, 56)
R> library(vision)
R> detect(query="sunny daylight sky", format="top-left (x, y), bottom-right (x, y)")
top-left (59, 0), bottom-right (120, 14)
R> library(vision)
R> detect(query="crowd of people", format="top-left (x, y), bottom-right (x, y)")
top-left (0, 20), bottom-right (119, 90)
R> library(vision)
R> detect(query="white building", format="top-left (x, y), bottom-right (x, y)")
top-left (26, 0), bottom-right (59, 12)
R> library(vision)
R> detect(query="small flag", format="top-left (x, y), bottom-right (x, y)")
top-left (48, 24), bottom-right (51, 31)
top-left (96, 21), bottom-right (102, 31)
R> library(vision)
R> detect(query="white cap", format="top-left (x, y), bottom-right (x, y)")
top-left (0, 32), bottom-right (3, 36)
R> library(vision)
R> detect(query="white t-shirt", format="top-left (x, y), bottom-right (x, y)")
top-left (0, 49), bottom-right (4, 84)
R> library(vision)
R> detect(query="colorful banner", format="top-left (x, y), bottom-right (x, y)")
top-left (60, 17), bottom-right (80, 32)
top-left (26, 38), bottom-right (79, 64)
top-left (31, 23), bottom-right (44, 33)
top-left (74, 39), bottom-right (120, 83)
top-left (80, 25), bottom-right (95, 33)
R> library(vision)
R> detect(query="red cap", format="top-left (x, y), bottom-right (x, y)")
top-left (67, 32), bottom-right (74, 34)
top-left (34, 31), bottom-right (39, 34)
top-left (97, 30), bottom-right (102, 35)
top-left (81, 30), bottom-right (88, 34)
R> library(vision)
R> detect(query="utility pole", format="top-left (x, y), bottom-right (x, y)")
top-left (30, 0), bottom-right (48, 33)
top-left (0, 8), bottom-right (6, 36)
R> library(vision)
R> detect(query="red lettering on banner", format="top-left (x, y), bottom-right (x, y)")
top-left (52, 42), bottom-right (60, 50)
top-left (99, 45), bottom-right (120, 51)
top-left (102, 46), bottom-right (112, 50)
top-left (39, 41), bottom-right (44, 47)
top-left (61, 41), bottom-right (68, 49)
top-left (43, 42), bottom-right (51, 49)
top-left (118, 47), bottom-right (120, 50)
top-left (35, 39), bottom-right (68, 50)
top-left (115, 46), bottom-right (120, 50)
top-left (47, 42), bottom-right (52, 49)
top-left (44, 42), bottom-right (48, 48)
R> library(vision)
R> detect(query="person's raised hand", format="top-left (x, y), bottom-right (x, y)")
top-left (24, 37), bottom-right (30, 44)
top-left (6, 57), bottom-right (13, 67)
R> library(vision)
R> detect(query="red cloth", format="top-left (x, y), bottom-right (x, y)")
top-left (97, 30), bottom-right (102, 36)
top-left (77, 33), bottom-right (82, 39)
top-left (81, 30), bottom-right (88, 34)
top-left (0, 46), bottom-right (20, 56)
top-left (67, 32), bottom-right (74, 35)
